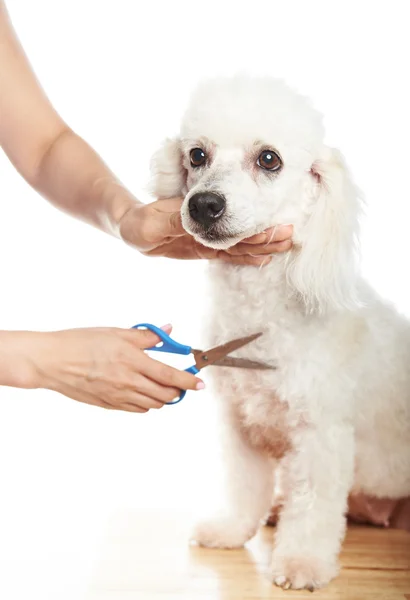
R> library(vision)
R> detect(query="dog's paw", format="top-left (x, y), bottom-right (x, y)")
top-left (271, 554), bottom-right (338, 591)
top-left (191, 515), bottom-right (258, 549)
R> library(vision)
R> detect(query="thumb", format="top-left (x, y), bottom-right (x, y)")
top-left (165, 210), bottom-right (185, 237)
top-left (132, 324), bottom-right (173, 349)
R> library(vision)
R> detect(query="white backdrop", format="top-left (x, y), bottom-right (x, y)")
top-left (1, 1), bottom-right (409, 598)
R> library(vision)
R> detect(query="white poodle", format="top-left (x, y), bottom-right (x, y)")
top-left (149, 75), bottom-right (410, 591)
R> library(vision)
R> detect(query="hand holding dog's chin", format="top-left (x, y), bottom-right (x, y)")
top-left (118, 198), bottom-right (293, 266)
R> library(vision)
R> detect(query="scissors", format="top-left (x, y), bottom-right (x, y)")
top-left (133, 322), bottom-right (274, 404)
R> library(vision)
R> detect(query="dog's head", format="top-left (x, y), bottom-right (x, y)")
top-left (150, 76), bottom-right (362, 312)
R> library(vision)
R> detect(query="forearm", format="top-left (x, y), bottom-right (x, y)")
top-left (0, 1), bottom-right (139, 236)
top-left (30, 127), bottom-right (139, 236)
top-left (0, 330), bottom-right (43, 389)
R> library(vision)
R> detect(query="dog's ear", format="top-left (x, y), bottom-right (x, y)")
top-left (149, 137), bottom-right (187, 198)
top-left (286, 146), bottom-right (363, 313)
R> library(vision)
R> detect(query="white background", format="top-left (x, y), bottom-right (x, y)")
top-left (0, 1), bottom-right (409, 598)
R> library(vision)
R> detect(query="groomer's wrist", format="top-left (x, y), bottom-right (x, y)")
top-left (0, 330), bottom-right (46, 389)
top-left (94, 177), bottom-right (142, 238)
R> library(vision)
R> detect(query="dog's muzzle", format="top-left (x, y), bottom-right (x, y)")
top-left (188, 192), bottom-right (226, 229)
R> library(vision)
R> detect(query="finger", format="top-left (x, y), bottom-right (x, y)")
top-left (153, 197), bottom-right (184, 213)
top-left (191, 242), bottom-right (220, 260)
top-left (67, 387), bottom-right (150, 413)
top-left (142, 355), bottom-right (205, 392)
top-left (226, 238), bottom-right (293, 256)
top-left (218, 253), bottom-right (273, 267)
top-left (163, 210), bottom-right (185, 237)
top-left (129, 324), bottom-right (173, 349)
top-left (242, 225), bottom-right (293, 245)
top-left (267, 239), bottom-right (293, 253)
top-left (129, 376), bottom-right (180, 405)
top-left (73, 392), bottom-right (134, 412)
top-left (124, 389), bottom-right (167, 409)
top-left (137, 200), bottom-right (186, 249)
top-left (118, 402), bottom-right (149, 413)
top-left (82, 396), bottom-right (116, 410)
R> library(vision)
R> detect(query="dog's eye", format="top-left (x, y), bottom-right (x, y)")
top-left (257, 150), bottom-right (282, 172)
top-left (190, 148), bottom-right (207, 168)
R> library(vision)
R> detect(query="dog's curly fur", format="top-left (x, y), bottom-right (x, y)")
top-left (150, 75), bottom-right (410, 591)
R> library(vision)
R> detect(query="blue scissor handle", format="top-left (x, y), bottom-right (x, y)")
top-left (132, 323), bottom-right (198, 404)
top-left (175, 364), bottom-right (199, 403)
top-left (133, 323), bottom-right (192, 355)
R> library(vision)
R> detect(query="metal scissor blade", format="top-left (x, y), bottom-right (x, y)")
top-left (192, 332), bottom-right (262, 370)
top-left (211, 356), bottom-right (276, 370)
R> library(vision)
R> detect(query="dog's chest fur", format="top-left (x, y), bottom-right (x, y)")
top-left (214, 368), bottom-right (292, 459)
top-left (237, 392), bottom-right (291, 459)
top-left (205, 261), bottom-right (309, 459)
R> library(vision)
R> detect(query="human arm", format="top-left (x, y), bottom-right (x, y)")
top-left (0, 326), bottom-right (204, 412)
top-left (0, 1), bottom-right (292, 264)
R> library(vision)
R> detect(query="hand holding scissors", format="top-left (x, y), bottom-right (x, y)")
top-left (133, 323), bottom-right (273, 404)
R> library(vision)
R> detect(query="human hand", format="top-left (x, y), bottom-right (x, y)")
top-left (29, 325), bottom-right (204, 412)
top-left (118, 198), bottom-right (293, 266)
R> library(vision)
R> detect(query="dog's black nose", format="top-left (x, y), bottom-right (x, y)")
top-left (188, 192), bottom-right (226, 227)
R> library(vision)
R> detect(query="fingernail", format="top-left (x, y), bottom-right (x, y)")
top-left (265, 226), bottom-right (277, 246)
top-left (196, 381), bottom-right (206, 390)
top-left (259, 256), bottom-right (272, 269)
top-left (160, 323), bottom-right (172, 332)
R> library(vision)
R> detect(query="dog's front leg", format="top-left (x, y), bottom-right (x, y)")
top-left (192, 409), bottom-right (273, 549)
top-left (271, 423), bottom-right (354, 590)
